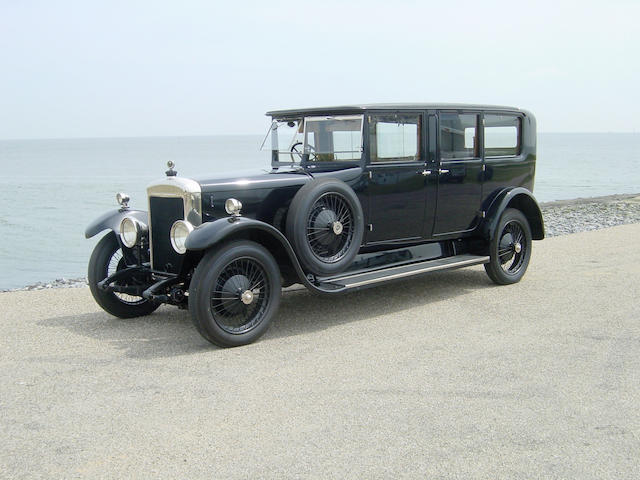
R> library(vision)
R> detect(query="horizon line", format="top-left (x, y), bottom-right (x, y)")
top-left (1, 131), bottom-right (639, 142)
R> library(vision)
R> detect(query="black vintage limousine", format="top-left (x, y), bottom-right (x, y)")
top-left (86, 103), bottom-right (544, 347)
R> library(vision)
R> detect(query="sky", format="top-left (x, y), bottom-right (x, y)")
top-left (1, 0), bottom-right (639, 139)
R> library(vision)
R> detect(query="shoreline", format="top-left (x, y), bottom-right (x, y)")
top-left (3, 192), bottom-right (639, 293)
top-left (539, 192), bottom-right (640, 207)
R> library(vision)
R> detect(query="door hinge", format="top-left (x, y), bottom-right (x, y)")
top-left (368, 171), bottom-right (373, 179)
top-left (481, 164), bottom-right (486, 172)
top-left (477, 210), bottom-right (486, 219)
top-left (367, 224), bottom-right (373, 231)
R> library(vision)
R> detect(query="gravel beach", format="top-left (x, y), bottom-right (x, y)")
top-left (1, 223), bottom-right (639, 479)
top-left (7, 192), bottom-right (640, 292)
top-left (541, 193), bottom-right (640, 236)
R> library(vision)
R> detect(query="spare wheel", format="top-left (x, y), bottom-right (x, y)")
top-left (286, 178), bottom-right (364, 276)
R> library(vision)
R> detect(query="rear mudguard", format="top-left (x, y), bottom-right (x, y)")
top-left (481, 187), bottom-right (545, 241)
top-left (85, 209), bottom-right (148, 239)
top-left (185, 216), bottom-right (321, 291)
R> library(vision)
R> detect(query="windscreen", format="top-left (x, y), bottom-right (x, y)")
top-left (261, 115), bottom-right (363, 166)
top-left (260, 119), bottom-right (304, 165)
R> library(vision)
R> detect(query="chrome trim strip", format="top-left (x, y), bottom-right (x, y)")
top-left (336, 255), bottom-right (489, 289)
top-left (484, 155), bottom-right (523, 161)
top-left (439, 158), bottom-right (483, 164)
top-left (146, 176), bottom-right (202, 269)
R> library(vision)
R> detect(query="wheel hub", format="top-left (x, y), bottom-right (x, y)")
top-left (514, 242), bottom-right (522, 254)
top-left (499, 232), bottom-right (515, 262)
top-left (240, 290), bottom-right (255, 305)
top-left (219, 274), bottom-right (250, 314)
top-left (305, 192), bottom-right (355, 264)
top-left (312, 209), bottom-right (338, 246)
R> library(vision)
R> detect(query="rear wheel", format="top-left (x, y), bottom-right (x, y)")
top-left (484, 208), bottom-right (532, 285)
top-left (189, 241), bottom-right (282, 347)
top-left (88, 232), bottom-right (159, 318)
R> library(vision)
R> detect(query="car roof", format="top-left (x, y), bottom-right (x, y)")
top-left (266, 103), bottom-right (523, 118)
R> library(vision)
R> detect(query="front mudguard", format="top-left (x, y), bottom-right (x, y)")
top-left (185, 216), bottom-right (288, 251)
top-left (85, 209), bottom-right (148, 239)
top-left (185, 216), bottom-right (321, 291)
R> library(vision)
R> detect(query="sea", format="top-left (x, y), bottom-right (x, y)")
top-left (0, 133), bottom-right (638, 290)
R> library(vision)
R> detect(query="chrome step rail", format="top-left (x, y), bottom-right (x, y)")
top-left (316, 254), bottom-right (489, 292)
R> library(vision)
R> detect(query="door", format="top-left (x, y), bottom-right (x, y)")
top-left (365, 112), bottom-right (436, 243)
top-left (433, 112), bottom-right (483, 235)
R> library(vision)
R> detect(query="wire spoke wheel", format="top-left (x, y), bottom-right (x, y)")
top-left (286, 178), bottom-right (364, 276)
top-left (484, 208), bottom-right (532, 285)
top-left (209, 257), bottom-right (271, 334)
top-left (497, 220), bottom-right (526, 274)
top-left (189, 241), bottom-right (281, 347)
top-left (306, 192), bottom-right (354, 264)
top-left (88, 232), bottom-right (158, 318)
top-left (107, 249), bottom-right (146, 305)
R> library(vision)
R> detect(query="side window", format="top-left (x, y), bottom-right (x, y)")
top-left (484, 115), bottom-right (521, 157)
top-left (332, 130), bottom-right (362, 160)
top-left (369, 114), bottom-right (421, 162)
top-left (440, 113), bottom-right (478, 159)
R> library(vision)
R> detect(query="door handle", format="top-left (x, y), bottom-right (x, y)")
top-left (439, 169), bottom-right (450, 174)
top-left (420, 169), bottom-right (432, 176)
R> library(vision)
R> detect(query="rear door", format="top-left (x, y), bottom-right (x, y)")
top-left (432, 111), bottom-right (483, 235)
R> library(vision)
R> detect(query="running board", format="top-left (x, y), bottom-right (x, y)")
top-left (316, 254), bottom-right (489, 292)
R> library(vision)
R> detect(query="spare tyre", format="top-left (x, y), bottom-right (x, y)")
top-left (286, 178), bottom-right (364, 276)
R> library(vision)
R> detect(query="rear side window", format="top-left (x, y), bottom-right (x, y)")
top-left (484, 115), bottom-right (521, 157)
top-left (440, 113), bottom-right (478, 159)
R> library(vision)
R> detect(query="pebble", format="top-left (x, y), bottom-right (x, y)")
top-left (4, 194), bottom-right (640, 292)
top-left (17, 277), bottom-right (89, 291)
top-left (541, 194), bottom-right (640, 236)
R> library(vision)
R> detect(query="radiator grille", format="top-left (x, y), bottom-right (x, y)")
top-left (149, 196), bottom-right (184, 274)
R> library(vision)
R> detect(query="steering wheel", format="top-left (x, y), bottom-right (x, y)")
top-left (290, 142), bottom-right (315, 162)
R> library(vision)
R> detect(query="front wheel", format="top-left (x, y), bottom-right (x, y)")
top-left (189, 241), bottom-right (282, 347)
top-left (88, 232), bottom-right (159, 318)
top-left (484, 208), bottom-right (532, 285)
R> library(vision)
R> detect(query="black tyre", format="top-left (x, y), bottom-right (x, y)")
top-left (286, 178), bottom-right (364, 276)
top-left (189, 240), bottom-right (282, 347)
top-left (88, 232), bottom-right (159, 318)
top-left (484, 208), bottom-right (532, 285)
